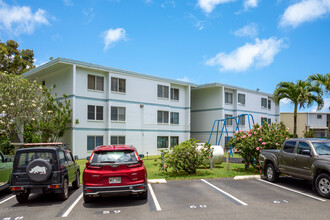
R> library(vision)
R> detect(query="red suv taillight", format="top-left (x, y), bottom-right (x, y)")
top-left (127, 160), bottom-right (143, 168)
top-left (85, 162), bottom-right (103, 169)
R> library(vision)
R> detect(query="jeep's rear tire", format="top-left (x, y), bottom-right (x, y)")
top-left (58, 178), bottom-right (69, 201)
top-left (16, 192), bottom-right (29, 204)
top-left (315, 173), bottom-right (330, 199)
top-left (265, 163), bottom-right (279, 182)
top-left (26, 159), bottom-right (52, 182)
top-left (72, 171), bottom-right (80, 189)
top-left (83, 194), bottom-right (92, 203)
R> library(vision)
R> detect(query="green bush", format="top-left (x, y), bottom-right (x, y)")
top-left (156, 139), bottom-right (212, 175)
top-left (229, 122), bottom-right (290, 172)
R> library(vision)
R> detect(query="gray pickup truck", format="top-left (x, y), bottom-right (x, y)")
top-left (0, 150), bottom-right (13, 191)
top-left (259, 138), bottom-right (330, 198)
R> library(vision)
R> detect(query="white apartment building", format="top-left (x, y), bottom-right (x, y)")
top-left (190, 83), bottom-right (280, 147)
top-left (23, 58), bottom-right (192, 158)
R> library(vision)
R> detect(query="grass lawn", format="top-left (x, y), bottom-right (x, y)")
top-left (76, 153), bottom-right (258, 182)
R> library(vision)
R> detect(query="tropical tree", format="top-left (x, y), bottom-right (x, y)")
top-left (273, 80), bottom-right (324, 137)
top-left (308, 73), bottom-right (330, 93)
top-left (0, 40), bottom-right (35, 75)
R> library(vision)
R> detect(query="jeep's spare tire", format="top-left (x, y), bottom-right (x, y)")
top-left (26, 159), bottom-right (52, 182)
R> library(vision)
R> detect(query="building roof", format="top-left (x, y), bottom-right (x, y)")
top-left (23, 57), bottom-right (196, 87)
top-left (193, 82), bottom-right (274, 97)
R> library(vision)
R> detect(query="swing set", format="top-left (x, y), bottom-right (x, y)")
top-left (207, 114), bottom-right (255, 158)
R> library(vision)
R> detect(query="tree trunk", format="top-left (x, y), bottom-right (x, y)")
top-left (294, 104), bottom-right (298, 138)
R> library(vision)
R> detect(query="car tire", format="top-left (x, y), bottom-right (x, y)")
top-left (16, 192), bottom-right (29, 204)
top-left (58, 178), bottom-right (69, 201)
top-left (83, 194), bottom-right (92, 203)
top-left (315, 173), bottom-right (330, 199)
top-left (26, 159), bottom-right (52, 182)
top-left (265, 163), bottom-right (279, 182)
top-left (72, 171), bottom-right (80, 189)
top-left (137, 189), bottom-right (148, 200)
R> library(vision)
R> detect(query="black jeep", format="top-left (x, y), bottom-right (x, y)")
top-left (10, 143), bottom-right (80, 203)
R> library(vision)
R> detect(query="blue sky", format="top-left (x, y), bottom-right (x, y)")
top-left (0, 0), bottom-right (329, 113)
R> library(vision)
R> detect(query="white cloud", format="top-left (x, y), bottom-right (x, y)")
top-left (205, 37), bottom-right (285, 72)
top-left (197, 0), bottom-right (236, 13)
top-left (279, 0), bottom-right (330, 28)
top-left (233, 23), bottom-right (258, 37)
top-left (102, 28), bottom-right (126, 50)
top-left (0, 0), bottom-right (49, 35)
top-left (63, 0), bottom-right (74, 6)
top-left (280, 98), bottom-right (291, 105)
top-left (243, 0), bottom-right (260, 10)
top-left (177, 76), bottom-right (191, 82)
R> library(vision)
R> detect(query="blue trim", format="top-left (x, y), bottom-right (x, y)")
top-left (191, 107), bottom-right (280, 117)
top-left (56, 95), bottom-right (190, 110)
top-left (72, 127), bottom-right (190, 133)
top-left (191, 131), bottom-right (235, 134)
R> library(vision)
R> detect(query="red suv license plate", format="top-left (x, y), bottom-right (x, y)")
top-left (109, 177), bottom-right (121, 184)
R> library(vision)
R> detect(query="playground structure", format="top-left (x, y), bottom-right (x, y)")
top-left (208, 114), bottom-right (255, 158)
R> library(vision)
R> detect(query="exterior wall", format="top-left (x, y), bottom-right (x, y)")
top-left (26, 62), bottom-right (191, 158)
top-left (280, 113), bottom-right (329, 138)
top-left (191, 85), bottom-right (280, 147)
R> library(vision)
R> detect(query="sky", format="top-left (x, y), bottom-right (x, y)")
top-left (0, 0), bottom-right (329, 113)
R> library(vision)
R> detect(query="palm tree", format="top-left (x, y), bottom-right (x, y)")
top-left (273, 80), bottom-right (324, 137)
top-left (308, 73), bottom-right (330, 93)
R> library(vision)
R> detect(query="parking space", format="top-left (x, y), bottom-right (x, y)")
top-left (1, 177), bottom-right (330, 220)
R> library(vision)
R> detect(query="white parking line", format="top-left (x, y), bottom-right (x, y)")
top-left (201, 179), bottom-right (248, 206)
top-left (0, 195), bottom-right (15, 205)
top-left (258, 179), bottom-right (326, 202)
top-left (148, 183), bottom-right (161, 211)
top-left (62, 193), bottom-right (83, 217)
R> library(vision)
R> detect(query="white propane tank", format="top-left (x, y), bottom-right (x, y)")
top-left (197, 143), bottom-right (224, 165)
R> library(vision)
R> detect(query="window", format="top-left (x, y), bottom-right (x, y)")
top-left (225, 92), bottom-right (233, 104)
top-left (88, 75), bottom-right (104, 91)
top-left (158, 111), bottom-right (169, 123)
top-left (111, 107), bottom-right (126, 121)
top-left (297, 142), bottom-right (311, 155)
top-left (268, 100), bottom-right (271, 109)
top-left (261, 117), bottom-right (268, 126)
top-left (239, 115), bottom-right (245, 126)
top-left (91, 150), bottom-right (138, 163)
top-left (111, 136), bottom-right (125, 145)
top-left (225, 114), bottom-right (233, 126)
top-left (157, 136), bottom-right (168, 148)
top-left (170, 88), bottom-right (179, 100)
top-left (88, 105), bottom-right (103, 120)
top-left (59, 151), bottom-right (66, 165)
top-left (268, 118), bottom-right (271, 124)
top-left (42, 81), bottom-right (45, 86)
top-left (261, 98), bottom-right (267, 108)
top-left (170, 112), bottom-right (179, 124)
top-left (87, 136), bottom-right (103, 151)
top-left (158, 85), bottom-right (169, 98)
top-left (238, 93), bottom-right (245, 105)
top-left (111, 77), bottom-right (126, 93)
top-left (170, 137), bottom-right (179, 148)
top-left (65, 152), bottom-right (73, 162)
top-left (283, 141), bottom-right (296, 153)
top-left (317, 115), bottom-right (322, 119)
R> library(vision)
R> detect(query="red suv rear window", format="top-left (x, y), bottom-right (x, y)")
top-left (91, 150), bottom-right (138, 163)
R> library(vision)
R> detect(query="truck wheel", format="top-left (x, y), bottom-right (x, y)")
top-left (72, 171), bottom-right (80, 189)
top-left (16, 192), bottom-right (29, 204)
top-left (265, 163), bottom-right (279, 182)
top-left (315, 173), bottom-right (330, 199)
top-left (58, 178), bottom-right (69, 201)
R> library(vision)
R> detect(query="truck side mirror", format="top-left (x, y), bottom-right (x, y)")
top-left (302, 150), bottom-right (311, 156)
top-left (139, 154), bottom-right (145, 159)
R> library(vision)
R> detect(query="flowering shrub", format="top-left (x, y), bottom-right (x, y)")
top-left (155, 139), bottom-right (212, 175)
top-left (229, 122), bottom-right (290, 172)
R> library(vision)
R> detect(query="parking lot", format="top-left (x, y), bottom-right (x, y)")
top-left (1, 177), bottom-right (330, 220)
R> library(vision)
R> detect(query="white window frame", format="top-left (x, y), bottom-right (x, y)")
top-left (238, 93), bottom-right (245, 105)
top-left (157, 136), bottom-right (168, 148)
top-left (88, 74), bottom-right (104, 92)
top-left (158, 85), bottom-right (169, 99)
top-left (170, 112), bottom-right (179, 124)
top-left (111, 106), bottom-right (126, 122)
top-left (87, 105), bottom-right (104, 121)
top-left (225, 92), bottom-right (233, 104)
top-left (111, 77), bottom-right (126, 93)
top-left (261, 98), bottom-right (267, 109)
top-left (170, 88), bottom-right (179, 101)
top-left (111, 136), bottom-right (126, 145)
top-left (225, 114), bottom-right (233, 126)
top-left (158, 111), bottom-right (169, 124)
top-left (87, 136), bottom-right (103, 151)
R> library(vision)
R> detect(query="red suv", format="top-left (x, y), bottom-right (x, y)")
top-left (83, 145), bottom-right (147, 203)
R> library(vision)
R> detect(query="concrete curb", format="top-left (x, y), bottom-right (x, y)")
top-left (233, 175), bottom-right (261, 180)
top-left (148, 179), bottom-right (167, 184)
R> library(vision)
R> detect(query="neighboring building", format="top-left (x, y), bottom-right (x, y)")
top-left (190, 83), bottom-right (280, 147)
top-left (280, 112), bottom-right (329, 138)
top-left (23, 58), bottom-right (193, 158)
